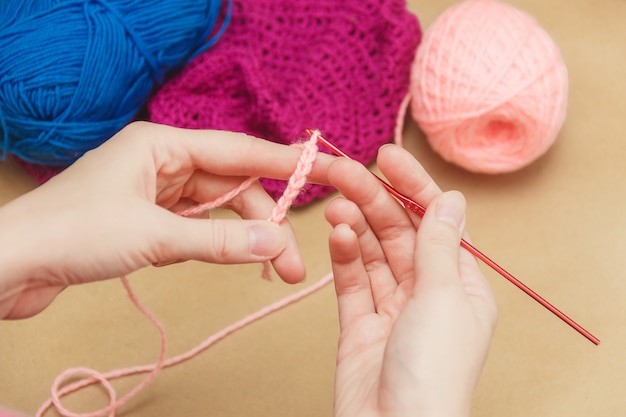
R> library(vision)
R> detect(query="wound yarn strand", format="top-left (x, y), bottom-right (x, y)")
top-left (1, 0), bottom-right (232, 166)
top-left (38, 130), bottom-right (332, 417)
top-left (396, 0), bottom-right (568, 174)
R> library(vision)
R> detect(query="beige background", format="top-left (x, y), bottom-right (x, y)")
top-left (1, 0), bottom-right (625, 415)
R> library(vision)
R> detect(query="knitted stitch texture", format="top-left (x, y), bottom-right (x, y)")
top-left (148, 0), bottom-right (421, 205)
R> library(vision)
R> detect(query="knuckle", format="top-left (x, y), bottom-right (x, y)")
top-left (206, 221), bottom-right (234, 261)
top-left (424, 225), bottom-right (460, 253)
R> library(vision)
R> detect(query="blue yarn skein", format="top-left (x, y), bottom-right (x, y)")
top-left (0, 0), bottom-right (231, 166)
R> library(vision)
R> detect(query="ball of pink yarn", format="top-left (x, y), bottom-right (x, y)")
top-left (409, 0), bottom-right (568, 174)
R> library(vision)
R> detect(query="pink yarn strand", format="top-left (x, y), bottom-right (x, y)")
top-left (262, 130), bottom-right (319, 279)
top-left (176, 176), bottom-right (259, 217)
top-left (394, 92), bottom-right (412, 148)
top-left (38, 130), bottom-right (333, 417)
top-left (41, 277), bottom-right (168, 417)
top-left (268, 130), bottom-right (319, 223)
top-left (38, 273), bottom-right (334, 417)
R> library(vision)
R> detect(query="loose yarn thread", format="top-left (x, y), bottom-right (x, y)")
top-left (37, 130), bottom-right (332, 417)
top-left (396, 0), bottom-right (569, 174)
top-left (0, 0), bottom-right (231, 166)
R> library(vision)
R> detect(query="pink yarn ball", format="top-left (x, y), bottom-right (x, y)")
top-left (410, 0), bottom-right (568, 173)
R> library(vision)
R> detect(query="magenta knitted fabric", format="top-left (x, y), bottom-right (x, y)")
top-left (148, 0), bottom-right (421, 205)
top-left (11, 155), bottom-right (65, 183)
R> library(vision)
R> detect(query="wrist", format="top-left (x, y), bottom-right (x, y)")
top-left (0, 197), bottom-right (35, 291)
top-left (0, 195), bottom-right (44, 319)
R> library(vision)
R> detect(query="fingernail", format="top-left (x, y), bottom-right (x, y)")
top-left (434, 191), bottom-right (466, 230)
top-left (250, 224), bottom-right (287, 257)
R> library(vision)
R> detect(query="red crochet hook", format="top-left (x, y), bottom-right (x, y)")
top-left (310, 129), bottom-right (600, 345)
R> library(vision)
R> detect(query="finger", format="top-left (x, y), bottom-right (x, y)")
top-left (325, 197), bottom-right (400, 307)
top-left (144, 123), bottom-right (335, 185)
top-left (182, 173), bottom-right (306, 283)
top-left (329, 223), bottom-right (376, 329)
top-left (163, 169), bottom-right (306, 283)
top-left (156, 215), bottom-right (288, 266)
top-left (456, 232), bottom-right (499, 326)
top-left (377, 144), bottom-right (443, 216)
top-left (223, 180), bottom-right (306, 284)
top-left (414, 191), bottom-right (467, 294)
top-left (325, 197), bottom-right (387, 265)
top-left (328, 158), bottom-right (416, 286)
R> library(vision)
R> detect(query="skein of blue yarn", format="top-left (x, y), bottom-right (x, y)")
top-left (0, 0), bottom-right (231, 166)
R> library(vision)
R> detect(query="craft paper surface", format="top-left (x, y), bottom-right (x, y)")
top-left (0, 1), bottom-right (624, 415)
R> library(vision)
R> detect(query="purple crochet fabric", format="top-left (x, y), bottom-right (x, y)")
top-left (148, 0), bottom-right (421, 205)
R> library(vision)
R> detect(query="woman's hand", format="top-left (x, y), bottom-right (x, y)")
top-left (0, 122), bottom-right (333, 319)
top-left (326, 144), bottom-right (497, 417)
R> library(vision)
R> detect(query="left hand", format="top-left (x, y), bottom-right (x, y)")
top-left (0, 122), bottom-right (333, 319)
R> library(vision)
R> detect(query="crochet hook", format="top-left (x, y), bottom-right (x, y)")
top-left (311, 129), bottom-right (600, 345)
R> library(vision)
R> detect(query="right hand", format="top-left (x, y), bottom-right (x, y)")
top-left (326, 144), bottom-right (498, 417)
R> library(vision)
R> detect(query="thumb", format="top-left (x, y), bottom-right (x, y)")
top-left (157, 216), bottom-right (288, 265)
top-left (414, 190), bottom-right (467, 291)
